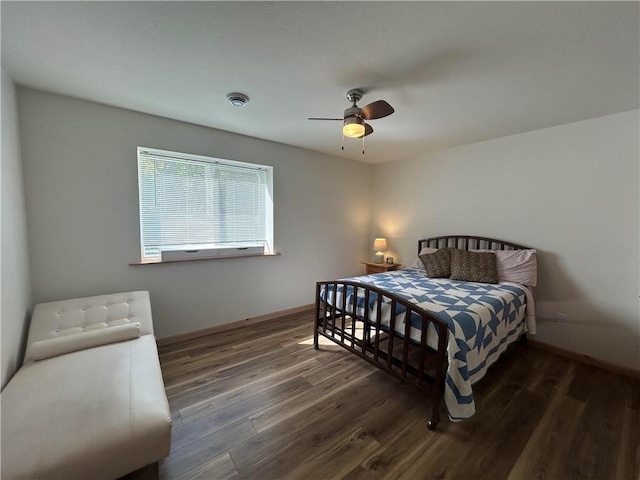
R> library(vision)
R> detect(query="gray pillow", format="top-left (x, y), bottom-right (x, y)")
top-left (419, 248), bottom-right (452, 278)
top-left (450, 249), bottom-right (499, 284)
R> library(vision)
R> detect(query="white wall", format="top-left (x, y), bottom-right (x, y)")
top-left (1, 69), bottom-right (32, 389)
top-left (371, 110), bottom-right (640, 371)
top-left (18, 88), bottom-right (372, 338)
top-left (14, 86), bottom-right (639, 371)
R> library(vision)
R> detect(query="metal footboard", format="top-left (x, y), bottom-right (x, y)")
top-left (314, 280), bottom-right (449, 430)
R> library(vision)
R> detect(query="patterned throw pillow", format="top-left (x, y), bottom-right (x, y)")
top-left (419, 248), bottom-right (452, 278)
top-left (450, 249), bottom-right (499, 284)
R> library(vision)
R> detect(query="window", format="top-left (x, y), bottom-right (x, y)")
top-left (137, 147), bottom-right (273, 263)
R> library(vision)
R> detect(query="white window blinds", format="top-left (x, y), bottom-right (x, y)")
top-left (137, 147), bottom-right (273, 262)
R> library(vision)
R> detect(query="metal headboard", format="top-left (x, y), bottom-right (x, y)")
top-left (418, 235), bottom-right (529, 254)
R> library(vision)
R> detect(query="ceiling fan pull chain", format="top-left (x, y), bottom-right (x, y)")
top-left (341, 132), bottom-right (345, 151)
top-left (362, 131), bottom-right (365, 154)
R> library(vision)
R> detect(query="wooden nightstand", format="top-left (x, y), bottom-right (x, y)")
top-left (362, 262), bottom-right (401, 275)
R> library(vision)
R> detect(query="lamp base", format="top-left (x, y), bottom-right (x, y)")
top-left (375, 252), bottom-right (384, 264)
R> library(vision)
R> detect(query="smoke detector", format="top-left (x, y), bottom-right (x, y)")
top-left (226, 92), bottom-right (249, 107)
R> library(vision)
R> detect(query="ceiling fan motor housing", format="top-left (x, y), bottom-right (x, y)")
top-left (343, 106), bottom-right (362, 119)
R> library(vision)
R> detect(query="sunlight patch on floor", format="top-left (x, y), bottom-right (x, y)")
top-left (298, 336), bottom-right (335, 346)
top-left (299, 322), bottom-right (368, 346)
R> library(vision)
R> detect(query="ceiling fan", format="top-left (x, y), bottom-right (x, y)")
top-left (308, 89), bottom-right (395, 140)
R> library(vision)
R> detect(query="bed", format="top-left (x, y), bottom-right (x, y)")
top-left (314, 235), bottom-right (536, 429)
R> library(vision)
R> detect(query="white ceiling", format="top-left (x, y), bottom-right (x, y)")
top-left (2, 1), bottom-right (638, 164)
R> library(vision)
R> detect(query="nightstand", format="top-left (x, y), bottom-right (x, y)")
top-left (362, 262), bottom-right (401, 275)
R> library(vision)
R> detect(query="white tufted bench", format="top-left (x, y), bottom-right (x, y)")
top-left (1, 291), bottom-right (172, 479)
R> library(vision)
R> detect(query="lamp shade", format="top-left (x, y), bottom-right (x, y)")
top-left (373, 238), bottom-right (387, 252)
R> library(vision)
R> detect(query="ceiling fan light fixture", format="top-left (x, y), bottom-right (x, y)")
top-left (343, 117), bottom-right (365, 138)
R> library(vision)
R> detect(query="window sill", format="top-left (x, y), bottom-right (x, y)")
top-left (129, 252), bottom-right (281, 266)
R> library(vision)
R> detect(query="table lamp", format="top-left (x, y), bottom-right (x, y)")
top-left (373, 238), bottom-right (387, 264)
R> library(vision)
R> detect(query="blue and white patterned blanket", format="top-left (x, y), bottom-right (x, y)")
top-left (324, 268), bottom-right (531, 420)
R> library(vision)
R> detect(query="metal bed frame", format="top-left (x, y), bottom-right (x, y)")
top-left (313, 235), bottom-right (529, 430)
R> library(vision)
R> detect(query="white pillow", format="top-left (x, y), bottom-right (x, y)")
top-left (26, 322), bottom-right (142, 361)
top-left (409, 247), bottom-right (438, 269)
top-left (472, 249), bottom-right (537, 286)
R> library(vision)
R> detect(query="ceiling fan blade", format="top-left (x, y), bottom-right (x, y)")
top-left (358, 123), bottom-right (374, 138)
top-left (360, 100), bottom-right (394, 120)
top-left (307, 117), bottom-right (343, 121)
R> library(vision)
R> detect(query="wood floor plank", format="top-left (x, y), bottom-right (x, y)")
top-left (167, 346), bottom-right (321, 410)
top-left (450, 393), bottom-right (549, 478)
top-left (302, 351), bottom-right (368, 386)
top-left (156, 311), bottom-right (640, 480)
top-left (341, 465), bottom-right (375, 480)
top-left (162, 340), bottom-right (278, 381)
top-left (381, 349), bottom-right (548, 480)
top-left (175, 452), bottom-right (237, 480)
top-left (508, 367), bottom-right (586, 479)
top-left (177, 357), bottom-right (322, 422)
top-left (619, 374), bottom-right (640, 411)
top-left (562, 369), bottom-right (627, 480)
top-left (358, 409), bottom-right (438, 479)
top-left (566, 361), bottom-right (599, 402)
top-left (232, 380), bottom-right (395, 479)
top-left (247, 359), bottom-right (377, 433)
top-left (290, 375), bottom-right (427, 479)
top-left (282, 427), bottom-right (381, 480)
top-left (160, 312), bottom-right (311, 362)
top-left (170, 376), bottom-right (311, 453)
top-left (159, 327), bottom-right (254, 359)
top-left (162, 333), bottom-right (316, 394)
top-left (186, 323), bottom-right (312, 365)
top-left (526, 352), bottom-right (573, 398)
top-left (171, 409), bottom-right (184, 429)
top-left (215, 343), bottom-right (314, 378)
top-left (159, 420), bottom-right (255, 480)
top-left (614, 407), bottom-right (640, 480)
top-left (229, 376), bottom-right (384, 473)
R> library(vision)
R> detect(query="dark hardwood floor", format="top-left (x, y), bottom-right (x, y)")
top-left (149, 310), bottom-right (638, 479)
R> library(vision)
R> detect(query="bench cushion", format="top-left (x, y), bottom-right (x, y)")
top-left (25, 291), bottom-right (153, 362)
top-left (1, 334), bottom-right (171, 479)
